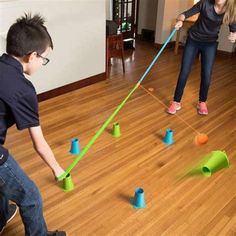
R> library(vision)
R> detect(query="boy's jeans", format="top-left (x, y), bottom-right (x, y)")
top-left (0, 154), bottom-right (48, 236)
top-left (174, 37), bottom-right (218, 102)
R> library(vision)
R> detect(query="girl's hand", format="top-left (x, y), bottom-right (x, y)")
top-left (175, 20), bottom-right (183, 30)
top-left (228, 32), bottom-right (236, 43)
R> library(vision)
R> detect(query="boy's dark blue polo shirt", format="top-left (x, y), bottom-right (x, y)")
top-left (0, 53), bottom-right (40, 164)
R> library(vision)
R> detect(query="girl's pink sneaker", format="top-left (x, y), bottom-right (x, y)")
top-left (167, 101), bottom-right (181, 114)
top-left (197, 102), bottom-right (208, 115)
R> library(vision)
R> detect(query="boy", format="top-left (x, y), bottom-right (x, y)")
top-left (0, 13), bottom-right (66, 236)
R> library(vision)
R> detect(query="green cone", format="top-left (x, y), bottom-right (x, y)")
top-left (202, 151), bottom-right (230, 177)
top-left (63, 174), bottom-right (74, 192)
top-left (112, 122), bottom-right (121, 138)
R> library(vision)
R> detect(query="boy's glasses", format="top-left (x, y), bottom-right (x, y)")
top-left (36, 53), bottom-right (50, 66)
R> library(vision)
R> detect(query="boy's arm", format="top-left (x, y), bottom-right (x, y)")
top-left (28, 126), bottom-right (65, 178)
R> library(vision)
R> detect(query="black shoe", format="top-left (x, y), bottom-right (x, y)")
top-left (47, 230), bottom-right (67, 236)
top-left (0, 203), bottom-right (18, 234)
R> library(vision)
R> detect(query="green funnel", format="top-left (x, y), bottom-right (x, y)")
top-left (112, 122), bottom-right (121, 138)
top-left (63, 174), bottom-right (74, 192)
top-left (202, 151), bottom-right (229, 177)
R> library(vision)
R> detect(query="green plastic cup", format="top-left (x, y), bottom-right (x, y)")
top-left (112, 122), bottom-right (121, 138)
top-left (63, 174), bottom-right (74, 192)
top-left (202, 151), bottom-right (229, 177)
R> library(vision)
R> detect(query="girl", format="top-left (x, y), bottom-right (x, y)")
top-left (167, 0), bottom-right (236, 115)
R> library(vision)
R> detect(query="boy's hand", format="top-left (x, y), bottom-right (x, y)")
top-left (228, 32), bottom-right (236, 43)
top-left (175, 20), bottom-right (183, 30)
top-left (53, 166), bottom-right (65, 178)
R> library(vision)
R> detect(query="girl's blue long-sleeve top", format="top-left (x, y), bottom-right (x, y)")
top-left (182, 0), bottom-right (236, 42)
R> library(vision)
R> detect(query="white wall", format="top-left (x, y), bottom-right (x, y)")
top-left (155, 0), bottom-right (179, 44)
top-left (0, 0), bottom-right (106, 94)
top-left (137, 0), bottom-right (158, 35)
top-left (105, 0), bottom-right (112, 20)
top-left (155, 0), bottom-right (194, 44)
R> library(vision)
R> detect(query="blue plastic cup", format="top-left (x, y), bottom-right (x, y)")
top-left (163, 128), bottom-right (174, 145)
top-left (70, 138), bottom-right (80, 155)
top-left (132, 187), bottom-right (146, 209)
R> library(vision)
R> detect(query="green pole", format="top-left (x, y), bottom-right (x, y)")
top-left (57, 29), bottom-right (177, 181)
top-left (57, 83), bottom-right (139, 180)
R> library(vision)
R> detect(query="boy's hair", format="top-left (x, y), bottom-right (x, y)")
top-left (6, 13), bottom-right (53, 57)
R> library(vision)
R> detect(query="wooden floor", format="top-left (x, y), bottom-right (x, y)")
top-left (3, 40), bottom-right (236, 236)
